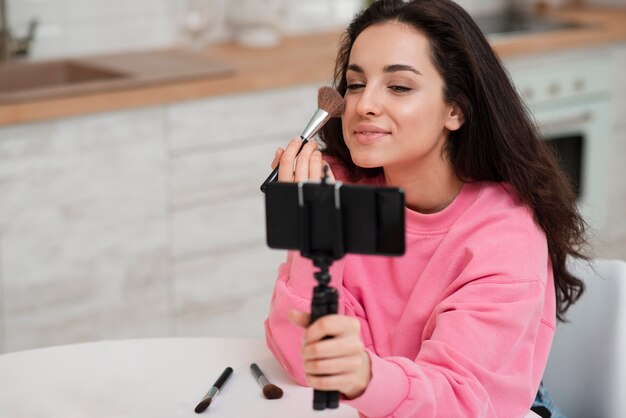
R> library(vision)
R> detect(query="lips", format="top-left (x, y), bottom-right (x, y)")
top-left (353, 124), bottom-right (390, 144)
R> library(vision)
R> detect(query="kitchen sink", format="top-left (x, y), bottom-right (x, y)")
top-left (0, 60), bottom-right (128, 95)
top-left (0, 49), bottom-right (235, 103)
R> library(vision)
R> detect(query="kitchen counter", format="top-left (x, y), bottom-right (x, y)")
top-left (1, 6), bottom-right (625, 127)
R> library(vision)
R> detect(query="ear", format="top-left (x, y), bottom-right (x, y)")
top-left (444, 102), bottom-right (464, 131)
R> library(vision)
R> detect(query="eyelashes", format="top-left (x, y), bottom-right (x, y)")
top-left (389, 86), bottom-right (412, 93)
top-left (346, 83), bottom-right (413, 94)
top-left (346, 83), bottom-right (365, 91)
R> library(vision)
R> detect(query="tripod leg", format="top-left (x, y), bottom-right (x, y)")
top-left (311, 286), bottom-right (340, 410)
top-left (327, 391), bottom-right (340, 409)
top-left (313, 389), bottom-right (329, 410)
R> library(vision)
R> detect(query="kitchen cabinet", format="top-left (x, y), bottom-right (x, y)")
top-left (602, 43), bottom-right (626, 257)
top-left (0, 84), bottom-right (319, 352)
top-left (167, 84), bottom-right (318, 339)
top-left (0, 108), bottom-right (170, 352)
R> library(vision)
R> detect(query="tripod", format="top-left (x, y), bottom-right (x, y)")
top-left (298, 169), bottom-right (342, 410)
top-left (309, 256), bottom-right (340, 410)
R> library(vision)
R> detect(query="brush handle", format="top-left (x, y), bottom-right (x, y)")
top-left (259, 166), bottom-right (280, 193)
top-left (260, 137), bottom-right (308, 193)
top-left (212, 366), bottom-right (233, 390)
top-left (250, 363), bottom-right (270, 386)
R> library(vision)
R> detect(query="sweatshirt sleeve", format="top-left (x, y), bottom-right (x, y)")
top-left (264, 251), bottom-right (347, 385)
top-left (342, 277), bottom-right (554, 417)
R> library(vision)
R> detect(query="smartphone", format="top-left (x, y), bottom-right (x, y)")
top-left (264, 181), bottom-right (405, 258)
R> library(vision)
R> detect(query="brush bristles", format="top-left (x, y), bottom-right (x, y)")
top-left (194, 398), bottom-right (212, 413)
top-left (263, 383), bottom-right (284, 400)
top-left (317, 86), bottom-right (345, 117)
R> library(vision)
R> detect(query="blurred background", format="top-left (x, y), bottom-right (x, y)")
top-left (0, 0), bottom-right (625, 355)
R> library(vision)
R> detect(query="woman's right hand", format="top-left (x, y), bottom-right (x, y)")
top-left (271, 138), bottom-right (335, 183)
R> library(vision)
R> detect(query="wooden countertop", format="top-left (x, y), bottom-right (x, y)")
top-left (1, 6), bottom-right (625, 127)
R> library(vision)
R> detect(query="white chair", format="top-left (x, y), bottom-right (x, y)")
top-left (542, 258), bottom-right (626, 418)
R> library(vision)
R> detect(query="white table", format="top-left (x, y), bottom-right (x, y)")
top-left (0, 337), bottom-right (542, 418)
top-left (0, 337), bottom-right (358, 418)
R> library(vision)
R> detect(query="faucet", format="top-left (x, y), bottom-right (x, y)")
top-left (505, 0), bottom-right (526, 15)
top-left (504, 0), bottom-right (534, 25)
top-left (1, 0), bottom-right (38, 61)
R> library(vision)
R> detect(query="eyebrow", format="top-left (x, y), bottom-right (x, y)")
top-left (347, 63), bottom-right (422, 76)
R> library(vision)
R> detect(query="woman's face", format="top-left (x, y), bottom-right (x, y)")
top-left (341, 21), bottom-right (463, 173)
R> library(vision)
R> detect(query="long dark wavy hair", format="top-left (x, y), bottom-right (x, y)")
top-left (319, 0), bottom-right (587, 321)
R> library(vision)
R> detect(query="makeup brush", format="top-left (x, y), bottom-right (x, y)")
top-left (194, 366), bottom-right (233, 413)
top-left (259, 86), bottom-right (345, 193)
top-left (250, 363), bottom-right (283, 399)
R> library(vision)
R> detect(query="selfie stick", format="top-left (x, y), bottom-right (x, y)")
top-left (299, 168), bottom-right (342, 410)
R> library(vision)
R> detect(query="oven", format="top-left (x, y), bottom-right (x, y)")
top-left (509, 52), bottom-right (613, 232)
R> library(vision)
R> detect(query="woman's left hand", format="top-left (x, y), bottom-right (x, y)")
top-left (289, 310), bottom-right (372, 399)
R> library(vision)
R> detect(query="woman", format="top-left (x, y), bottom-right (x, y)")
top-left (264, 0), bottom-right (586, 416)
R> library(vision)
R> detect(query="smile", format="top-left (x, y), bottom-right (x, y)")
top-left (353, 125), bottom-right (390, 144)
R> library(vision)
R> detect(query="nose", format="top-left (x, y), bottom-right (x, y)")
top-left (355, 86), bottom-right (382, 117)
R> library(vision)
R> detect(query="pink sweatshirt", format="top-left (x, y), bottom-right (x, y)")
top-left (264, 179), bottom-right (556, 418)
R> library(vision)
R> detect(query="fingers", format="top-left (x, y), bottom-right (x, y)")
top-left (302, 335), bottom-right (364, 361)
top-left (300, 315), bottom-right (364, 377)
top-left (278, 139), bottom-right (302, 182)
top-left (303, 354), bottom-right (362, 376)
top-left (277, 138), bottom-right (302, 182)
top-left (301, 336), bottom-right (365, 394)
top-left (307, 149), bottom-right (323, 181)
top-left (271, 147), bottom-right (284, 170)
top-left (304, 314), bottom-right (360, 344)
top-left (305, 369), bottom-right (364, 393)
top-left (275, 139), bottom-right (329, 183)
top-left (293, 140), bottom-right (320, 182)
top-left (293, 141), bottom-right (321, 182)
top-left (295, 315), bottom-right (371, 397)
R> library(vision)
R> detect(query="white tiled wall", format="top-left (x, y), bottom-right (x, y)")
top-left (279, 0), bottom-right (362, 34)
top-left (3, 0), bottom-right (572, 60)
top-left (6, 0), bottom-right (360, 59)
top-left (6, 0), bottom-right (176, 58)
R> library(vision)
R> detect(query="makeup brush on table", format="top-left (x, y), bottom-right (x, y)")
top-left (250, 363), bottom-right (284, 399)
top-left (259, 86), bottom-right (345, 192)
top-left (194, 366), bottom-right (233, 413)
